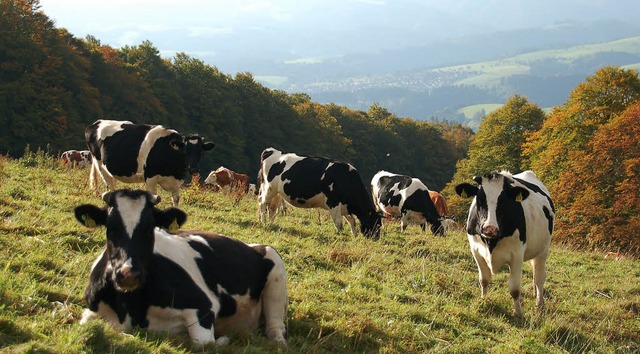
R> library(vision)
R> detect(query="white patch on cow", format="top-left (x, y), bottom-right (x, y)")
top-left (479, 176), bottom-right (504, 233)
top-left (96, 120), bottom-right (132, 141)
top-left (114, 194), bottom-right (147, 237)
top-left (188, 138), bottom-right (199, 144)
top-left (204, 171), bottom-right (217, 185)
top-left (137, 126), bottom-right (174, 175)
top-left (347, 163), bottom-right (356, 171)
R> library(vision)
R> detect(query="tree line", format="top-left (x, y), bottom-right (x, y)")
top-left (0, 0), bottom-right (472, 190)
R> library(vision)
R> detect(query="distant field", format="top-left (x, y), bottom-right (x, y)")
top-left (436, 36), bottom-right (640, 88)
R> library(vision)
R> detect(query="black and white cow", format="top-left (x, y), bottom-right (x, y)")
top-left (74, 189), bottom-right (288, 347)
top-left (86, 119), bottom-right (215, 206)
top-left (371, 171), bottom-right (444, 236)
top-left (258, 147), bottom-right (382, 239)
top-left (455, 170), bottom-right (555, 317)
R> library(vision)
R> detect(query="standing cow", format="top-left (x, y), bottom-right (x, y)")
top-left (258, 147), bottom-right (381, 239)
top-left (86, 119), bottom-right (215, 206)
top-left (74, 189), bottom-right (288, 347)
top-left (371, 171), bottom-right (444, 236)
top-left (455, 170), bottom-right (555, 317)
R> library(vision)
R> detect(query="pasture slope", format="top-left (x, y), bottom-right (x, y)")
top-left (0, 151), bottom-right (638, 353)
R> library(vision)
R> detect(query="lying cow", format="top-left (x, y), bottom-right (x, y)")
top-left (60, 150), bottom-right (92, 168)
top-left (455, 170), bottom-right (555, 317)
top-left (74, 189), bottom-right (288, 347)
top-left (371, 171), bottom-right (444, 236)
top-left (86, 119), bottom-right (215, 206)
top-left (204, 166), bottom-right (251, 193)
top-left (258, 147), bottom-right (381, 239)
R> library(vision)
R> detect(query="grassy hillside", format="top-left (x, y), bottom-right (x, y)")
top-left (1, 152), bottom-right (639, 353)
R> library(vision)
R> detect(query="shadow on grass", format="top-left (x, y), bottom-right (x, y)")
top-left (0, 318), bottom-right (33, 348)
top-left (288, 316), bottom-right (385, 353)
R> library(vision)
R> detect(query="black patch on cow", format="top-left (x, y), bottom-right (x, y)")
top-left (261, 148), bottom-right (275, 162)
top-left (145, 133), bottom-right (188, 180)
top-left (512, 176), bottom-right (555, 213)
top-left (543, 206), bottom-right (554, 236)
top-left (267, 161), bottom-right (286, 183)
top-left (99, 124), bottom-right (152, 177)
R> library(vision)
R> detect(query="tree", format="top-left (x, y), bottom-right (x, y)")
top-left (552, 102), bottom-right (640, 254)
top-left (524, 66), bottom-right (640, 187)
top-left (443, 95), bottom-right (545, 219)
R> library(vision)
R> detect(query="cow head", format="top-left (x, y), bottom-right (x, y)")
top-left (455, 172), bottom-right (529, 239)
top-left (361, 210), bottom-right (383, 240)
top-left (74, 189), bottom-right (187, 292)
top-left (183, 135), bottom-right (215, 175)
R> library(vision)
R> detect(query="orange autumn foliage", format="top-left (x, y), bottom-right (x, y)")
top-left (553, 102), bottom-right (640, 254)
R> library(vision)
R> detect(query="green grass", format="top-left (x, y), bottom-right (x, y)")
top-left (1, 152), bottom-right (639, 353)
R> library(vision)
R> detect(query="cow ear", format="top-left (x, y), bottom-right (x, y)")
top-left (170, 139), bottom-right (185, 151)
top-left (74, 205), bottom-right (107, 228)
top-left (155, 207), bottom-right (187, 233)
top-left (507, 187), bottom-right (530, 203)
top-left (455, 183), bottom-right (477, 198)
top-left (203, 142), bottom-right (216, 151)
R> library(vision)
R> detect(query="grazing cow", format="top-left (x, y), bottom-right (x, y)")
top-left (86, 119), bottom-right (215, 206)
top-left (455, 170), bottom-right (555, 317)
top-left (60, 150), bottom-right (92, 168)
top-left (204, 166), bottom-right (251, 193)
top-left (258, 147), bottom-right (381, 239)
top-left (74, 189), bottom-right (287, 347)
top-left (371, 171), bottom-right (444, 236)
top-left (248, 183), bottom-right (257, 195)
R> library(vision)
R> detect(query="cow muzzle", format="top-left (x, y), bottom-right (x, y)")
top-left (114, 265), bottom-right (141, 292)
top-left (482, 225), bottom-right (499, 238)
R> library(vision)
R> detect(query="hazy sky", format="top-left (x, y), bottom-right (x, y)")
top-left (39, 0), bottom-right (640, 73)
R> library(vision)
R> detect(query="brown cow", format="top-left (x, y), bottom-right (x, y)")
top-left (61, 150), bottom-right (92, 168)
top-left (204, 166), bottom-right (250, 193)
top-left (428, 191), bottom-right (449, 217)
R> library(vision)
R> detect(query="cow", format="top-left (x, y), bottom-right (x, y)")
top-left (85, 119), bottom-right (215, 206)
top-left (60, 150), bottom-right (92, 168)
top-left (258, 147), bottom-right (382, 240)
top-left (370, 171), bottom-right (444, 236)
top-left (204, 166), bottom-right (251, 193)
top-left (455, 170), bottom-right (555, 317)
top-left (248, 183), bottom-right (257, 195)
top-left (74, 189), bottom-right (288, 347)
top-left (428, 191), bottom-right (450, 218)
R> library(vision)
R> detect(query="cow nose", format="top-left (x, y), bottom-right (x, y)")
top-left (482, 225), bottom-right (499, 237)
top-left (115, 266), bottom-right (139, 290)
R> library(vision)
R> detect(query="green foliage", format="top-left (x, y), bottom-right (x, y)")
top-left (443, 95), bottom-right (545, 220)
top-left (0, 155), bottom-right (639, 353)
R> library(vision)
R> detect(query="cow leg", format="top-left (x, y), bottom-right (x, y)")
top-left (400, 212), bottom-right (410, 232)
top-left (344, 215), bottom-right (357, 236)
top-left (508, 261), bottom-right (524, 317)
top-left (471, 249), bottom-right (492, 299)
top-left (259, 187), bottom-right (278, 223)
top-left (261, 246), bottom-right (288, 345)
top-left (531, 253), bottom-right (548, 310)
top-left (183, 309), bottom-right (217, 347)
top-left (329, 206), bottom-right (344, 232)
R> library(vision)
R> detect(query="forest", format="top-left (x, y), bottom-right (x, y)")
top-left (2, 0), bottom-right (639, 255)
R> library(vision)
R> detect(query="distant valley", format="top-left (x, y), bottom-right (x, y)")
top-left (252, 21), bottom-right (640, 129)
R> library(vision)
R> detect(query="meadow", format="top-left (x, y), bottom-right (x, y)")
top-left (0, 151), bottom-right (638, 353)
